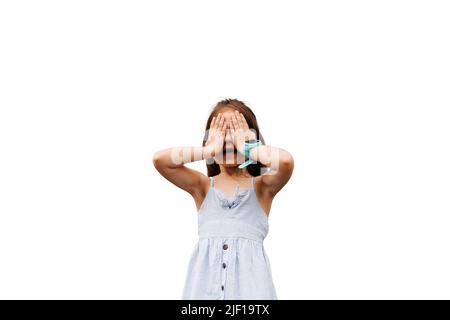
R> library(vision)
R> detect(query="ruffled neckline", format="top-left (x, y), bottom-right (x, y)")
top-left (213, 187), bottom-right (251, 210)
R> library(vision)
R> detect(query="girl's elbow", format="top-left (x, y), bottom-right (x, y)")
top-left (153, 150), bottom-right (164, 168)
top-left (280, 152), bottom-right (294, 170)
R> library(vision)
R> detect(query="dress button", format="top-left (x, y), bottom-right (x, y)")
top-left (223, 244), bottom-right (228, 250)
top-left (222, 262), bottom-right (226, 269)
top-left (221, 285), bottom-right (224, 291)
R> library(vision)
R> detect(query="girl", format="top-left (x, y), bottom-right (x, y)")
top-left (153, 99), bottom-right (294, 299)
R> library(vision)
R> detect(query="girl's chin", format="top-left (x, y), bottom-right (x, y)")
top-left (215, 159), bottom-right (240, 166)
top-left (222, 162), bottom-right (239, 167)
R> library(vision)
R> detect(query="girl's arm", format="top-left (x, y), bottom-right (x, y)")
top-left (152, 146), bottom-right (210, 196)
top-left (153, 113), bottom-right (227, 197)
top-left (230, 110), bottom-right (294, 197)
top-left (248, 145), bottom-right (294, 196)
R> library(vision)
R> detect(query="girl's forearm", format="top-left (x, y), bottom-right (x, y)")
top-left (153, 146), bottom-right (212, 169)
top-left (248, 145), bottom-right (293, 172)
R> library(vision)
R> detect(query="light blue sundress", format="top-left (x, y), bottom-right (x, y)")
top-left (182, 175), bottom-right (278, 300)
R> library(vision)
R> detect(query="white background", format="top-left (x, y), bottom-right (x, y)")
top-left (1, 1), bottom-right (449, 299)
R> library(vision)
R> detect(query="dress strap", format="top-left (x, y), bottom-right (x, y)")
top-left (210, 176), bottom-right (214, 188)
top-left (251, 176), bottom-right (254, 190)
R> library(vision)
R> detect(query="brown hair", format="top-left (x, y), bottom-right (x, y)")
top-left (202, 98), bottom-right (268, 177)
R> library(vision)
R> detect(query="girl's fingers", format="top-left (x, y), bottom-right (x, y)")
top-left (239, 112), bottom-right (248, 129)
top-left (219, 114), bottom-right (226, 133)
top-left (223, 117), bottom-right (228, 129)
top-left (229, 116), bottom-right (234, 134)
top-left (228, 119), bottom-right (234, 145)
top-left (235, 111), bottom-right (243, 128)
top-left (221, 116), bottom-right (228, 132)
top-left (215, 113), bottom-right (222, 128)
top-left (207, 116), bottom-right (216, 142)
top-left (231, 112), bottom-right (239, 129)
top-left (214, 113), bottom-right (223, 128)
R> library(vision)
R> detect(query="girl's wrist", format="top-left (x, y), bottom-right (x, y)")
top-left (236, 132), bottom-right (257, 154)
top-left (235, 142), bottom-right (244, 154)
top-left (202, 145), bottom-right (215, 159)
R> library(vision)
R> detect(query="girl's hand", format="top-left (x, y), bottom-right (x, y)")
top-left (204, 113), bottom-right (227, 159)
top-left (229, 110), bottom-right (257, 155)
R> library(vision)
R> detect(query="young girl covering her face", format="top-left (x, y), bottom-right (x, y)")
top-left (153, 98), bottom-right (294, 300)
